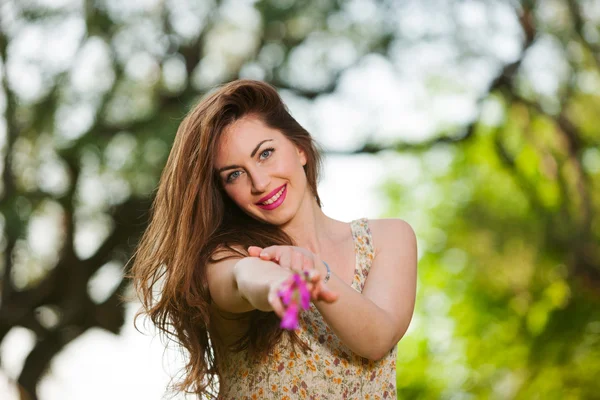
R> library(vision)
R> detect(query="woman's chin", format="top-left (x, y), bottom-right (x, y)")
top-left (248, 206), bottom-right (294, 226)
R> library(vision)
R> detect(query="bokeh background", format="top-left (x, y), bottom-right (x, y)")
top-left (1, 0), bottom-right (600, 399)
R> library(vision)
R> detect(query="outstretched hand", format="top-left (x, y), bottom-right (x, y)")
top-left (248, 245), bottom-right (339, 306)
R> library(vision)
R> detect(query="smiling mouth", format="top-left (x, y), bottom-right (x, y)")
top-left (257, 184), bottom-right (286, 205)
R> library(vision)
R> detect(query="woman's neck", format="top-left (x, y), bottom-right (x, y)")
top-left (280, 191), bottom-right (338, 256)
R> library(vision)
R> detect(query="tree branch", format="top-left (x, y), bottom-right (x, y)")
top-left (82, 196), bottom-right (153, 276)
top-left (0, 16), bottom-right (19, 309)
top-left (567, 0), bottom-right (600, 70)
top-left (17, 329), bottom-right (83, 400)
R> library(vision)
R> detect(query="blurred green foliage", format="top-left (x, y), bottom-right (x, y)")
top-left (0, 0), bottom-right (599, 399)
top-left (390, 94), bottom-right (600, 400)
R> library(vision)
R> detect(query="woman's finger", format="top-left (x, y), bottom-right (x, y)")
top-left (318, 284), bottom-right (339, 303)
top-left (307, 269), bottom-right (321, 284)
top-left (310, 285), bottom-right (321, 302)
top-left (278, 249), bottom-right (292, 270)
top-left (302, 257), bottom-right (313, 272)
top-left (291, 251), bottom-right (304, 274)
top-left (268, 286), bottom-right (285, 317)
top-left (259, 246), bottom-right (281, 261)
top-left (247, 246), bottom-right (263, 257)
top-left (309, 278), bottom-right (338, 304)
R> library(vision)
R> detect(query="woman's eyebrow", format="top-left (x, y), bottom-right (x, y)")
top-left (217, 139), bottom-right (274, 174)
top-left (250, 139), bottom-right (273, 157)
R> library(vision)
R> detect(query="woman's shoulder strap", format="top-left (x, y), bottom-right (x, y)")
top-left (350, 218), bottom-right (375, 282)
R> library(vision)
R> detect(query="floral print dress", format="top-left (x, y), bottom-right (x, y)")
top-left (217, 218), bottom-right (397, 399)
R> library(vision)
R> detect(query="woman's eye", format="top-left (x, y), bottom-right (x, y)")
top-left (259, 148), bottom-right (274, 160)
top-left (226, 171), bottom-right (242, 182)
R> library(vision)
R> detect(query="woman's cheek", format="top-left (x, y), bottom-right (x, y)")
top-left (275, 155), bottom-right (297, 176)
top-left (226, 187), bottom-right (246, 208)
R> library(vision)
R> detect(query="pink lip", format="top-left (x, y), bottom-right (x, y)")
top-left (256, 184), bottom-right (286, 204)
top-left (256, 185), bottom-right (287, 211)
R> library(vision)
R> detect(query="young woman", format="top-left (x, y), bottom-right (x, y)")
top-left (131, 80), bottom-right (417, 399)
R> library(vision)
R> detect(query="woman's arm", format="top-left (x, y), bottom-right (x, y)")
top-left (207, 256), bottom-right (336, 315)
top-left (207, 256), bottom-right (289, 313)
top-left (234, 257), bottom-right (293, 313)
top-left (255, 219), bottom-right (418, 360)
top-left (318, 219), bottom-right (417, 360)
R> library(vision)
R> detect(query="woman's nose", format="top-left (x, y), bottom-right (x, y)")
top-left (250, 169), bottom-right (271, 193)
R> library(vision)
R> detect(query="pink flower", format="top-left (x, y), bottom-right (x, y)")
top-left (280, 302), bottom-right (300, 330)
top-left (278, 272), bottom-right (312, 330)
top-left (298, 279), bottom-right (310, 310)
top-left (278, 280), bottom-right (294, 306)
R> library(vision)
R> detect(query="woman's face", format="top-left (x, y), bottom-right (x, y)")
top-left (215, 115), bottom-right (309, 225)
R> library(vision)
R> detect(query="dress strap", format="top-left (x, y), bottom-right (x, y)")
top-left (350, 218), bottom-right (375, 292)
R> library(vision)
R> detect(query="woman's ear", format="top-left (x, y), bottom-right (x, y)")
top-left (297, 147), bottom-right (307, 166)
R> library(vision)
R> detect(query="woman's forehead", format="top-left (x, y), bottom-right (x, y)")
top-left (216, 117), bottom-right (283, 163)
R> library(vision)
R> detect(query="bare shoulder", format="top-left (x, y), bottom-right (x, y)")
top-left (367, 218), bottom-right (417, 255)
top-left (205, 244), bottom-right (246, 286)
top-left (210, 244), bottom-right (247, 262)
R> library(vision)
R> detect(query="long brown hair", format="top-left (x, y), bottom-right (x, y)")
top-left (130, 80), bottom-right (322, 398)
